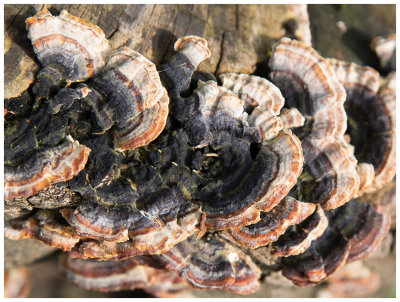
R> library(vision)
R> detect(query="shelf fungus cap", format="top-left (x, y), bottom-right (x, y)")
top-left (170, 77), bottom-right (303, 231)
top-left (93, 47), bottom-right (169, 151)
top-left (201, 129), bottom-right (303, 230)
top-left (219, 73), bottom-right (288, 141)
top-left (219, 73), bottom-right (285, 116)
top-left (269, 37), bottom-right (347, 139)
top-left (26, 9), bottom-right (110, 82)
top-left (61, 256), bottom-right (190, 297)
top-left (174, 36), bottom-right (211, 67)
top-left (269, 38), bottom-right (359, 209)
top-left (279, 107), bottom-right (305, 129)
top-left (354, 163), bottom-right (375, 197)
top-left (328, 59), bottom-right (396, 194)
top-left (5, 136), bottom-right (90, 200)
top-left (281, 199), bottom-right (390, 286)
top-left (61, 186), bottom-right (201, 258)
top-left (301, 136), bottom-right (359, 209)
top-left (329, 200), bottom-right (391, 263)
top-left (67, 206), bottom-right (201, 260)
top-left (153, 234), bottom-right (261, 294)
top-left (5, 209), bottom-right (80, 251)
top-left (281, 228), bottom-right (351, 287)
top-left (227, 197), bottom-right (316, 249)
top-left (271, 205), bottom-right (328, 257)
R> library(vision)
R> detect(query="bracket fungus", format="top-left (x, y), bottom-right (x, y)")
top-left (227, 196), bottom-right (316, 249)
top-left (26, 9), bottom-right (110, 98)
top-left (91, 46), bottom-right (169, 151)
top-left (61, 256), bottom-right (191, 297)
top-left (269, 38), bottom-right (360, 210)
top-left (5, 136), bottom-right (91, 200)
top-left (280, 199), bottom-right (390, 287)
top-left (327, 59), bottom-right (396, 195)
top-left (270, 205), bottom-right (328, 257)
top-left (4, 8), bottom-right (395, 297)
top-left (153, 234), bottom-right (261, 295)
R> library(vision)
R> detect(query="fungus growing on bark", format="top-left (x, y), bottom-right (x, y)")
top-left (26, 9), bottom-right (110, 97)
top-left (92, 46), bottom-right (169, 151)
top-left (4, 8), bottom-right (395, 297)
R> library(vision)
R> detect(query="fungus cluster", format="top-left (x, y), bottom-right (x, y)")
top-left (4, 9), bottom-right (395, 296)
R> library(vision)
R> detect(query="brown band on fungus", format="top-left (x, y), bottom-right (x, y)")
top-left (271, 205), bottom-right (328, 257)
top-left (228, 252), bottom-right (262, 295)
top-left (116, 94), bottom-right (169, 150)
top-left (301, 136), bottom-right (359, 209)
top-left (369, 72), bottom-right (396, 191)
top-left (220, 73), bottom-right (285, 115)
top-left (92, 47), bottom-right (169, 151)
top-left (173, 36), bottom-right (211, 67)
top-left (269, 38), bottom-right (359, 210)
top-left (255, 130), bottom-right (303, 211)
top-left (65, 210), bottom-right (200, 260)
top-left (61, 255), bottom-right (190, 296)
top-left (329, 201), bottom-right (391, 263)
top-left (60, 182), bottom-right (201, 258)
top-left (281, 198), bottom-right (391, 286)
top-left (5, 138), bottom-right (90, 200)
top-left (281, 227), bottom-right (351, 287)
top-left (279, 107), bottom-right (305, 129)
top-left (328, 59), bottom-right (396, 194)
top-left (227, 196), bottom-right (315, 249)
top-left (202, 130), bottom-right (303, 230)
top-left (269, 38), bottom-right (347, 139)
top-left (355, 163), bottom-right (375, 197)
top-left (5, 209), bottom-right (80, 251)
top-left (220, 73), bottom-right (286, 141)
top-left (5, 8), bottom-right (394, 294)
top-left (60, 207), bottom-right (130, 243)
top-left (30, 34), bottom-right (95, 76)
top-left (153, 234), bottom-right (260, 294)
top-left (26, 9), bottom-right (110, 82)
